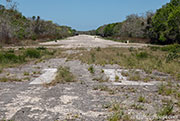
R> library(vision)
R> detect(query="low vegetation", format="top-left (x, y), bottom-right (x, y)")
top-left (138, 96), bottom-right (146, 103)
top-left (88, 65), bottom-right (95, 74)
top-left (0, 47), bottom-right (59, 70)
top-left (157, 101), bottom-right (174, 116)
top-left (93, 76), bottom-right (109, 83)
top-left (93, 85), bottom-right (115, 95)
top-left (108, 103), bottom-right (133, 121)
top-left (49, 66), bottom-right (75, 86)
top-left (157, 81), bottom-right (180, 117)
top-left (69, 45), bottom-right (180, 81)
top-left (115, 75), bottom-right (120, 82)
top-left (0, 77), bottom-right (22, 82)
top-left (131, 103), bottom-right (144, 110)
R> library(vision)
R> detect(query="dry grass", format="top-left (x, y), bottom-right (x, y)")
top-left (93, 76), bottom-right (109, 83)
top-left (48, 66), bottom-right (75, 86)
top-left (0, 77), bottom-right (22, 82)
top-left (157, 82), bottom-right (180, 114)
top-left (108, 103), bottom-right (134, 121)
top-left (157, 101), bottom-right (174, 116)
top-left (128, 73), bottom-right (142, 81)
top-left (68, 47), bottom-right (180, 80)
top-left (93, 85), bottom-right (116, 95)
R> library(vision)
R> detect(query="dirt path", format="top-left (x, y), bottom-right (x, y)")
top-left (40, 35), bottom-right (147, 49)
top-left (0, 35), bottom-right (178, 121)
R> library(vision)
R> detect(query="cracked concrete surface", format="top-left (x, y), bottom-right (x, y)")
top-left (30, 68), bottom-right (57, 85)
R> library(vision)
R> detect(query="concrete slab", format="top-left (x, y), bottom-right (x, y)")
top-left (103, 69), bottom-right (157, 86)
top-left (30, 68), bottom-right (57, 85)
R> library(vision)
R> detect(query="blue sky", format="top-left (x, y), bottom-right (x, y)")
top-left (1, 0), bottom-right (170, 31)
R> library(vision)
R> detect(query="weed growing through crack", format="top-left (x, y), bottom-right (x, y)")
top-left (131, 103), bottom-right (144, 110)
top-left (138, 96), bottom-right (146, 103)
top-left (101, 69), bottom-right (104, 73)
top-left (93, 85), bottom-right (115, 95)
top-left (115, 75), bottom-right (119, 82)
top-left (128, 73), bottom-right (141, 81)
top-left (24, 72), bottom-right (30, 76)
top-left (108, 103), bottom-right (133, 121)
top-left (157, 101), bottom-right (174, 116)
top-left (121, 71), bottom-right (129, 77)
top-left (158, 83), bottom-right (173, 96)
top-left (93, 76), bottom-right (109, 83)
top-left (88, 65), bottom-right (95, 74)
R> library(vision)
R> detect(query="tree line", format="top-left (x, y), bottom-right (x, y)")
top-left (94, 0), bottom-right (180, 44)
top-left (0, 0), bottom-right (76, 45)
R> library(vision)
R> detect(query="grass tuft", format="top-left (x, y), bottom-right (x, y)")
top-left (0, 77), bottom-right (22, 82)
top-left (157, 101), bottom-right (174, 116)
top-left (49, 66), bottom-right (75, 86)
top-left (108, 103), bottom-right (133, 121)
top-left (138, 96), bottom-right (146, 103)
top-left (68, 47), bottom-right (180, 80)
top-left (88, 65), bottom-right (95, 74)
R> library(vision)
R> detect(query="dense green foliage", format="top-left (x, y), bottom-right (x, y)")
top-left (0, 51), bottom-right (25, 63)
top-left (96, 14), bottom-right (150, 38)
top-left (95, 13), bottom-right (153, 43)
top-left (0, 4), bottom-right (76, 44)
top-left (150, 0), bottom-right (180, 44)
top-left (0, 47), bottom-right (55, 65)
top-left (95, 0), bottom-right (180, 44)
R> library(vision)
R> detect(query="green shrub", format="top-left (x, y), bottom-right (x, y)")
top-left (7, 49), bottom-right (15, 53)
top-left (0, 51), bottom-right (25, 63)
top-left (24, 48), bottom-right (41, 58)
top-left (37, 46), bottom-right (47, 50)
top-left (150, 0), bottom-right (180, 44)
top-left (96, 47), bottom-right (101, 51)
top-left (149, 46), bottom-right (161, 51)
top-left (136, 52), bottom-right (148, 59)
top-left (161, 44), bottom-right (180, 52)
top-left (31, 34), bottom-right (37, 40)
top-left (3, 53), bottom-right (19, 63)
top-left (166, 51), bottom-right (179, 62)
